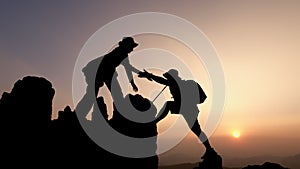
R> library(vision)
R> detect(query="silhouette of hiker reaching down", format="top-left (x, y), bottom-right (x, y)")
top-left (75, 36), bottom-right (140, 119)
top-left (138, 69), bottom-right (215, 158)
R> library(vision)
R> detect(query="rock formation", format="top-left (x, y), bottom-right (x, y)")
top-left (0, 76), bottom-right (55, 166)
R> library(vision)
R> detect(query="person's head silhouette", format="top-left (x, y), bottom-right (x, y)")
top-left (163, 69), bottom-right (180, 80)
top-left (118, 37), bottom-right (138, 53)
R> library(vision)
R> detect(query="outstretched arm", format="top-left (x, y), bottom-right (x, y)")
top-left (138, 69), bottom-right (169, 86)
top-left (123, 58), bottom-right (139, 91)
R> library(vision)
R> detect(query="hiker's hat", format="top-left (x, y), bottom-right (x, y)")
top-left (119, 37), bottom-right (138, 48)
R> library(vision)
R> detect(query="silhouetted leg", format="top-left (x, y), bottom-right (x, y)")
top-left (169, 100), bottom-right (180, 114)
top-left (191, 120), bottom-right (211, 149)
top-left (75, 85), bottom-right (96, 120)
top-left (92, 96), bottom-right (108, 123)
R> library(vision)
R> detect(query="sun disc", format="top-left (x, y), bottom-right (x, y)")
top-left (232, 131), bottom-right (240, 138)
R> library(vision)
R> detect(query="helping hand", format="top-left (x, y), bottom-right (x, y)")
top-left (132, 83), bottom-right (138, 92)
top-left (130, 80), bottom-right (138, 92)
top-left (138, 69), bottom-right (153, 81)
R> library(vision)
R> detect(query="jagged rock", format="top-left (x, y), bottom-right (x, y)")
top-left (194, 148), bottom-right (223, 169)
top-left (52, 105), bottom-right (109, 167)
top-left (103, 94), bottom-right (159, 169)
top-left (0, 76), bottom-right (55, 124)
top-left (242, 162), bottom-right (289, 169)
top-left (0, 76), bottom-right (161, 168)
top-left (0, 76), bottom-right (55, 167)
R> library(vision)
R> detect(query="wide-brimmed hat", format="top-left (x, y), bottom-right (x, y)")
top-left (119, 37), bottom-right (138, 48)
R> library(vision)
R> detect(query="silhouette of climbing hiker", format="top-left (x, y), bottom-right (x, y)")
top-left (75, 36), bottom-right (140, 119)
top-left (138, 69), bottom-right (215, 158)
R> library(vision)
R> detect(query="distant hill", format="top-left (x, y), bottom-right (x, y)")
top-left (158, 162), bottom-right (241, 169)
top-left (158, 151), bottom-right (299, 169)
top-left (158, 153), bottom-right (300, 169)
top-left (159, 163), bottom-right (198, 169)
top-left (224, 153), bottom-right (300, 169)
top-left (280, 153), bottom-right (300, 169)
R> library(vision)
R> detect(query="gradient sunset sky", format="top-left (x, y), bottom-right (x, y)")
top-left (1, 0), bottom-right (299, 165)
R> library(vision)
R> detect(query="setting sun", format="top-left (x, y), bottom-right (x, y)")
top-left (232, 131), bottom-right (241, 138)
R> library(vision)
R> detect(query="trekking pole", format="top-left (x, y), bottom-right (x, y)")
top-left (152, 85), bottom-right (167, 103)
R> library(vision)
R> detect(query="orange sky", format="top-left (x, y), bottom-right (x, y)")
top-left (1, 0), bottom-right (299, 164)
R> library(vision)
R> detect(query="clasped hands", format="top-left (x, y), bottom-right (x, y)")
top-left (130, 69), bottom-right (153, 92)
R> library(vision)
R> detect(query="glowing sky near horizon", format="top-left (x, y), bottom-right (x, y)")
top-left (1, 0), bottom-right (300, 159)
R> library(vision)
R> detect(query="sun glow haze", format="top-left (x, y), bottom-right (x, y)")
top-left (232, 130), bottom-right (241, 138)
top-left (1, 1), bottom-right (300, 166)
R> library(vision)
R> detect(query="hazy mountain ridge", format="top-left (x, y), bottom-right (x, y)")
top-left (158, 153), bottom-right (300, 169)
top-left (159, 162), bottom-right (241, 169)
top-left (224, 153), bottom-right (300, 169)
